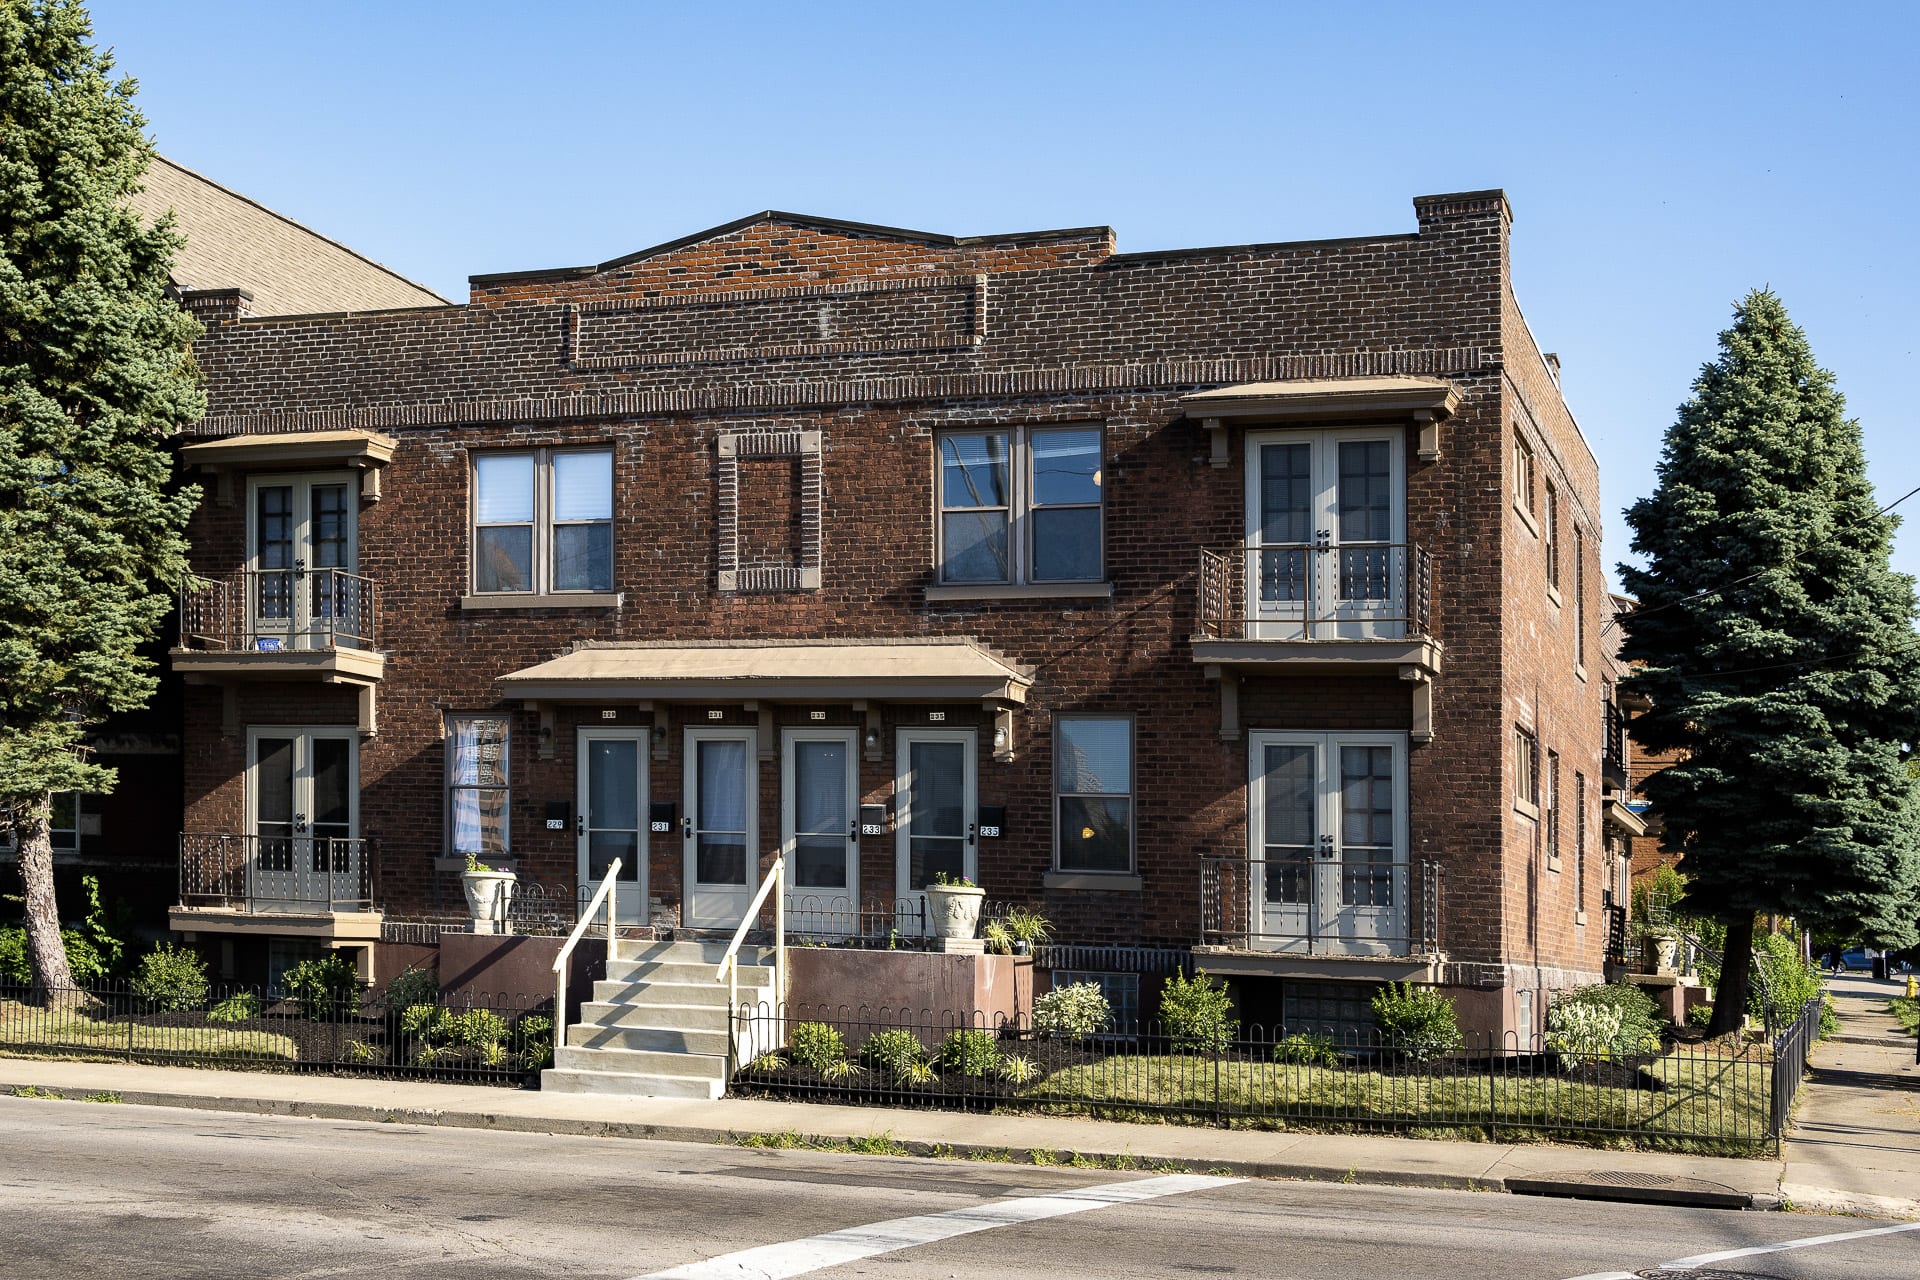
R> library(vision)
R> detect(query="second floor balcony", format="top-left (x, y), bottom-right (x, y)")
top-left (1193, 542), bottom-right (1440, 677)
top-left (171, 570), bottom-right (386, 724)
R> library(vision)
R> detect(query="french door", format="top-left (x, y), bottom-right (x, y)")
top-left (1248, 731), bottom-right (1407, 955)
top-left (895, 729), bottom-right (976, 931)
top-left (247, 727), bottom-right (360, 910)
top-left (577, 728), bottom-right (647, 921)
top-left (1245, 429), bottom-right (1404, 640)
top-left (248, 473), bottom-right (361, 650)
top-left (683, 728), bottom-right (757, 928)
top-left (781, 729), bottom-right (859, 934)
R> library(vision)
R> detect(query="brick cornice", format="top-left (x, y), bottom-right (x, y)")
top-left (191, 347), bottom-right (1496, 437)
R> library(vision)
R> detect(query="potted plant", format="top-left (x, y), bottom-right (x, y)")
top-left (1002, 906), bottom-right (1053, 956)
top-left (460, 852), bottom-right (517, 935)
top-left (1643, 925), bottom-right (1680, 975)
top-left (925, 872), bottom-right (984, 942)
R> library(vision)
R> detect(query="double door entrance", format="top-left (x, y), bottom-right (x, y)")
top-left (1248, 731), bottom-right (1408, 955)
top-left (574, 726), bottom-right (977, 932)
top-left (248, 473), bottom-right (365, 649)
top-left (247, 727), bottom-right (361, 910)
top-left (1245, 429), bottom-right (1406, 640)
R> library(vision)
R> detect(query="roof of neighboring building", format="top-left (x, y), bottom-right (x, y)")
top-left (129, 155), bottom-right (449, 316)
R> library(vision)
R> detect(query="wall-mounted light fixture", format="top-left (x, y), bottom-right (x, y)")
top-left (990, 704), bottom-right (1016, 763)
top-left (863, 726), bottom-right (881, 754)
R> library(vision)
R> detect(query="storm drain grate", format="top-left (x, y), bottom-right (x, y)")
top-left (1505, 1169), bottom-right (1751, 1210)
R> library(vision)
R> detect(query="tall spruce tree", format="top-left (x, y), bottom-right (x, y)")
top-left (0, 0), bottom-right (202, 994)
top-left (1621, 290), bottom-right (1920, 1036)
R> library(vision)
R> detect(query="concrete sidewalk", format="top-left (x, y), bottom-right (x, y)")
top-left (1780, 974), bottom-right (1920, 1220)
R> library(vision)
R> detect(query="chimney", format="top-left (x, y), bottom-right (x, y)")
top-left (1544, 352), bottom-right (1561, 385)
top-left (178, 287), bottom-right (255, 326)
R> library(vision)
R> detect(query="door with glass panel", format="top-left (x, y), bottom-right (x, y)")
top-left (781, 729), bottom-right (858, 935)
top-left (247, 728), bottom-right (359, 910)
top-left (683, 728), bottom-right (757, 929)
top-left (1245, 430), bottom-right (1404, 640)
top-left (894, 729), bottom-right (976, 932)
top-left (577, 728), bottom-right (647, 921)
top-left (248, 474), bottom-right (359, 650)
top-left (1250, 731), bottom-right (1407, 955)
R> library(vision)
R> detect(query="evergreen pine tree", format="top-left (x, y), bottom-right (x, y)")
top-left (1621, 290), bottom-right (1920, 1036)
top-left (0, 0), bottom-right (202, 994)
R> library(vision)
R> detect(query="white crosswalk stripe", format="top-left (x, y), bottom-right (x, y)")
top-left (631, 1172), bottom-right (1241, 1280)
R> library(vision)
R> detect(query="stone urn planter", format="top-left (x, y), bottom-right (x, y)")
top-left (925, 879), bottom-right (985, 942)
top-left (461, 862), bottom-right (517, 935)
top-left (1644, 930), bottom-right (1680, 976)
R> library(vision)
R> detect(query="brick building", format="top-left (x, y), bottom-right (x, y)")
top-left (155, 185), bottom-right (1611, 1045)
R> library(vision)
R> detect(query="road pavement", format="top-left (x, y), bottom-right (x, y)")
top-left (3, 1095), bottom-right (1915, 1280)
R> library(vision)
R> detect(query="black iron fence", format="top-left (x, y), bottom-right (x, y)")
top-left (785, 895), bottom-right (931, 948)
top-left (730, 1001), bottom-right (1792, 1153)
top-left (0, 981), bottom-right (551, 1086)
top-left (1768, 991), bottom-right (1823, 1135)
top-left (381, 879), bottom-right (584, 944)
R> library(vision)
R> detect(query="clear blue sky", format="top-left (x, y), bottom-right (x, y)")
top-left (89, 0), bottom-right (1920, 585)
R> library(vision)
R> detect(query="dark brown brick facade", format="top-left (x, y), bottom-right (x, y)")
top-left (173, 193), bottom-right (1609, 1035)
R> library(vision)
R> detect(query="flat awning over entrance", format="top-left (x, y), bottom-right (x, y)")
top-left (1179, 375), bottom-right (1461, 423)
top-left (497, 639), bottom-right (1034, 704)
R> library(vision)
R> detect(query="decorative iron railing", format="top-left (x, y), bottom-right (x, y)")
top-left (1199, 854), bottom-right (1442, 955)
top-left (179, 568), bottom-right (377, 652)
top-left (1603, 699), bottom-right (1630, 791)
top-left (177, 832), bottom-right (374, 914)
top-left (1196, 542), bottom-right (1433, 642)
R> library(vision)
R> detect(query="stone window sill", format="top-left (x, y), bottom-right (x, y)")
top-left (1043, 871), bottom-right (1142, 892)
top-left (460, 592), bottom-right (623, 611)
top-left (433, 856), bottom-right (519, 873)
top-left (926, 582), bottom-right (1114, 603)
top-left (1513, 500), bottom-right (1540, 539)
top-left (1514, 797), bottom-right (1540, 821)
top-left (1545, 583), bottom-right (1563, 609)
top-left (1573, 662), bottom-right (1588, 684)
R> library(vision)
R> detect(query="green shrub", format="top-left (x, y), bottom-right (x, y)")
top-left (1370, 982), bottom-right (1461, 1061)
top-left (207, 991), bottom-right (261, 1023)
top-left (281, 954), bottom-right (361, 1020)
top-left (821, 1058), bottom-right (865, 1082)
top-left (399, 1003), bottom-right (443, 1040)
top-left (789, 1021), bottom-right (848, 1071)
top-left (938, 1028), bottom-right (1000, 1078)
top-left (1751, 930), bottom-right (1825, 1027)
top-left (516, 1014), bottom-right (555, 1070)
top-left (1547, 983), bottom-right (1663, 1058)
top-left (1034, 982), bottom-right (1112, 1039)
top-left (1272, 1032), bottom-right (1339, 1066)
top-left (383, 965), bottom-right (438, 1011)
top-left (1159, 969), bottom-right (1237, 1053)
top-left (996, 1053), bottom-right (1040, 1085)
top-left (444, 1008), bottom-right (509, 1047)
top-left (860, 1028), bottom-right (927, 1078)
top-left (1687, 1002), bottom-right (1714, 1030)
top-left (129, 943), bottom-right (210, 1012)
top-left (0, 926), bottom-right (105, 986)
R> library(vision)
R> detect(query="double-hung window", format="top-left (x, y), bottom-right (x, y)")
top-left (447, 715), bottom-right (511, 859)
top-left (1054, 717), bottom-right (1133, 873)
top-left (472, 448), bottom-right (613, 596)
top-left (1543, 481), bottom-right (1560, 592)
top-left (1544, 748), bottom-right (1561, 866)
top-left (937, 425), bottom-right (1103, 585)
top-left (1514, 725), bottom-right (1539, 814)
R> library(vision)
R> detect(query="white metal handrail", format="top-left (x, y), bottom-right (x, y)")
top-left (715, 853), bottom-right (786, 1033)
top-left (552, 858), bottom-right (622, 1056)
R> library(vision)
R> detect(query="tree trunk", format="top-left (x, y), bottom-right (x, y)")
top-left (1707, 912), bottom-right (1754, 1037)
top-left (13, 798), bottom-right (77, 998)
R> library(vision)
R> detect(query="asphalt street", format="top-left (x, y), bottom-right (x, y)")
top-left (0, 1096), bottom-right (1913, 1280)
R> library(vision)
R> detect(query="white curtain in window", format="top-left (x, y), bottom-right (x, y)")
top-left (699, 740), bottom-right (748, 832)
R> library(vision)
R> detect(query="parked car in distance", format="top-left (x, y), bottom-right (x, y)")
top-left (1837, 948), bottom-right (1873, 971)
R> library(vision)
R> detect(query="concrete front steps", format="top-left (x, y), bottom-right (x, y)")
top-left (542, 938), bottom-right (772, 1099)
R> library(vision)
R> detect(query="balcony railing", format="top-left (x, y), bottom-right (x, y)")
top-left (1603, 700), bottom-right (1629, 791)
top-left (179, 568), bottom-right (377, 652)
top-left (178, 832), bottom-right (375, 914)
top-left (1196, 543), bottom-right (1432, 642)
top-left (1200, 854), bottom-right (1443, 955)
